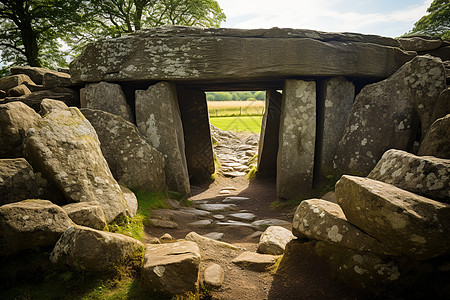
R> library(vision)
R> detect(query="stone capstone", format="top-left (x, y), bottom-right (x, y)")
top-left (292, 199), bottom-right (394, 255)
top-left (0, 101), bottom-right (41, 158)
top-left (333, 56), bottom-right (446, 175)
top-left (277, 79), bottom-right (316, 199)
top-left (62, 201), bottom-right (107, 230)
top-left (0, 158), bottom-right (47, 205)
top-left (70, 26), bottom-right (414, 84)
top-left (80, 82), bottom-right (133, 123)
top-left (136, 81), bottom-right (190, 195)
top-left (50, 225), bottom-right (145, 272)
top-left (23, 102), bottom-right (129, 223)
top-left (141, 241), bottom-right (201, 295)
top-left (368, 149), bottom-right (450, 203)
top-left (418, 114), bottom-right (450, 159)
top-left (336, 175), bottom-right (450, 260)
top-left (81, 108), bottom-right (166, 192)
top-left (257, 225), bottom-right (294, 255)
top-left (0, 199), bottom-right (72, 255)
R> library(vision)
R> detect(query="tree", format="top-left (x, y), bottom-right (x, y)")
top-left (0, 0), bottom-right (87, 68)
top-left (407, 0), bottom-right (449, 39)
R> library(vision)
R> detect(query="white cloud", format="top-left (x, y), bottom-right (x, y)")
top-left (219, 0), bottom-right (432, 37)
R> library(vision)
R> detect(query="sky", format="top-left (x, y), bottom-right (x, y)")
top-left (218, 0), bottom-right (433, 38)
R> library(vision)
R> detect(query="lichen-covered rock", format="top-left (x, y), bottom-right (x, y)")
top-left (333, 56), bottom-right (446, 175)
top-left (141, 241), bottom-right (201, 295)
top-left (0, 158), bottom-right (47, 205)
top-left (3, 87), bottom-right (79, 111)
top-left (277, 79), bottom-right (316, 199)
top-left (81, 108), bottom-right (165, 192)
top-left (50, 225), bottom-right (145, 272)
top-left (398, 37), bottom-right (442, 52)
top-left (257, 226), bottom-right (294, 255)
top-left (336, 175), bottom-right (450, 260)
top-left (23, 102), bottom-right (129, 223)
top-left (0, 74), bottom-right (34, 91)
top-left (136, 81), bottom-right (190, 195)
top-left (418, 114), bottom-right (450, 159)
top-left (42, 71), bottom-right (72, 88)
top-left (62, 201), bottom-right (107, 230)
top-left (368, 149), bottom-right (450, 203)
top-left (7, 84), bottom-right (31, 97)
top-left (0, 199), bottom-right (72, 255)
top-left (292, 199), bottom-right (395, 255)
top-left (0, 101), bottom-right (41, 158)
top-left (80, 82), bottom-right (133, 123)
top-left (39, 98), bottom-right (71, 115)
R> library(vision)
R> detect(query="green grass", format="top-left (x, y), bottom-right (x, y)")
top-left (210, 115), bottom-right (263, 133)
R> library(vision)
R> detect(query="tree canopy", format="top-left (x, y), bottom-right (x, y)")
top-left (0, 0), bottom-right (226, 70)
top-left (407, 0), bottom-right (449, 39)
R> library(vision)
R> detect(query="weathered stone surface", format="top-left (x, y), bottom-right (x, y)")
top-left (81, 108), bottom-right (166, 192)
top-left (257, 226), bottom-right (294, 255)
top-left (121, 186), bottom-right (138, 217)
top-left (292, 199), bottom-right (394, 255)
top-left (0, 199), bottom-right (72, 255)
top-left (23, 103), bottom-right (129, 223)
top-left (40, 98), bottom-right (69, 115)
top-left (0, 158), bottom-right (47, 205)
top-left (277, 80), bottom-right (316, 199)
top-left (70, 27), bottom-right (413, 84)
top-left (149, 218), bottom-right (179, 229)
top-left (141, 241), bottom-right (201, 295)
top-left (222, 196), bottom-right (250, 203)
top-left (418, 114), bottom-right (450, 159)
top-left (333, 56), bottom-right (446, 175)
top-left (43, 71), bottom-right (72, 88)
top-left (7, 84), bottom-right (31, 97)
top-left (50, 225), bottom-right (145, 272)
top-left (3, 87), bottom-right (79, 111)
top-left (197, 203), bottom-right (237, 212)
top-left (80, 82), bottom-right (133, 123)
top-left (136, 81), bottom-right (190, 195)
top-left (177, 86), bottom-right (214, 182)
top-left (368, 149), bottom-right (450, 203)
top-left (251, 219), bottom-right (291, 230)
top-left (0, 74), bottom-right (34, 91)
top-left (185, 231), bottom-right (239, 251)
top-left (202, 232), bottom-right (224, 241)
top-left (228, 212), bottom-right (257, 222)
top-left (318, 77), bottom-right (355, 177)
top-left (203, 263), bottom-right (224, 288)
top-left (336, 175), bottom-right (450, 260)
top-left (431, 88), bottom-right (450, 121)
top-left (11, 66), bottom-right (57, 85)
top-left (321, 191), bottom-right (337, 203)
top-left (0, 101), bottom-right (41, 158)
top-left (315, 241), bottom-right (401, 288)
top-left (398, 37), bottom-right (443, 52)
top-left (187, 219), bottom-right (213, 228)
top-left (258, 90), bottom-right (282, 177)
top-left (232, 251), bottom-right (278, 272)
top-left (62, 201), bottom-right (107, 230)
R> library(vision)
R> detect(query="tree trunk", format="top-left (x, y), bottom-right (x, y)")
top-left (133, 1), bottom-right (144, 31)
top-left (21, 22), bottom-right (41, 67)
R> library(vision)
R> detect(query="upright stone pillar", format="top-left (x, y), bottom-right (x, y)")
top-left (136, 82), bottom-right (190, 195)
top-left (277, 80), bottom-right (316, 199)
top-left (177, 86), bottom-right (214, 183)
top-left (80, 81), bottom-right (134, 123)
top-left (317, 77), bottom-right (354, 179)
top-left (257, 90), bottom-right (282, 177)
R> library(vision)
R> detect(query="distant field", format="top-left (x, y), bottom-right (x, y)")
top-left (210, 116), bottom-right (263, 133)
top-left (208, 101), bottom-right (265, 117)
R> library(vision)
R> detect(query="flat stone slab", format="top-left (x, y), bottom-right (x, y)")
top-left (251, 219), bottom-right (291, 230)
top-left (197, 203), bottom-right (237, 212)
top-left (222, 196), bottom-right (250, 203)
top-left (202, 232), bottom-right (224, 241)
top-left (223, 171), bottom-right (247, 177)
top-left (187, 219), bottom-right (213, 228)
top-left (232, 251), bottom-right (279, 272)
top-left (149, 218), bottom-right (179, 229)
top-left (179, 208), bottom-right (212, 218)
top-left (217, 221), bottom-right (255, 228)
top-left (185, 231), bottom-right (240, 251)
top-left (228, 212), bottom-right (257, 222)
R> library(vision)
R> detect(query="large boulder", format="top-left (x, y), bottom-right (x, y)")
top-left (136, 81), bottom-right (190, 195)
top-left (141, 241), bottom-right (201, 295)
top-left (292, 199), bottom-right (395, 255)
top-left (368, 149), bottom-right (450, 203)
top-left (3, 87), bottom-right (79, 111)
top-left (50, 225), bottom-right (145, 272)
top-left (42, 71), bottom-right (72, 88)
top-left (336, 175), bottom-right (450, 260)
top-left (80, 82), bottom-right (133, 123)
top-left (23, 101), bottom-right (129, 223)
top-left (0, 74), bottom-right (34, 91)
top-left (257, 225), bottom-right (294, 255)
top-left (0, 199), bottom-right (72, 255)
top-left (7, 84), bottom-right (31, 97)
top-left (0, 101), bottom-right (41, 158)
top-left (62, 201), bottom-right (107, 230)
top-left (81, 108), bottom-right (166, 192)
top-left (11, 66), bottom-right (58, 85)
top-left (418, 114), bottom-right (450, 159)
top-left (70, 27), bottom-right (414, 83)
top-left (397, 37), bottom-right (442, 52)
top-left (0, 158), bottom-right (47, 205)
top-left (431, 87), bottom-right (449, 122)
top-left (333, 56), bottom-right (446, 175)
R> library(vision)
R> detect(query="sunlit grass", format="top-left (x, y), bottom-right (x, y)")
top-left (208, 101), bottom-right (265, 117)
top-left (210, 115), bottom-right (262, 133)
